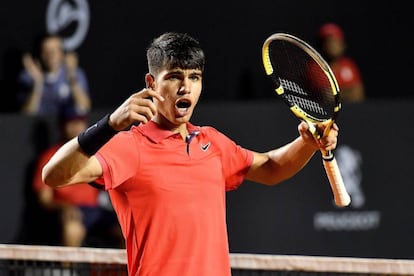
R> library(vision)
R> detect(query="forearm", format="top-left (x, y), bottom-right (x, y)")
top-left (268, 137), bottom-right (316, 181)
top-left (247, 136), bottom-right (317, 185)
top-left (43, 114), bottom-right (118, 188)
top-left (42, 137), bottom-right (94, 188)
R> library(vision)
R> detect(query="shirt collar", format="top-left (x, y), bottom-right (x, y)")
top-left (136, 120), bottom-right (200, 143)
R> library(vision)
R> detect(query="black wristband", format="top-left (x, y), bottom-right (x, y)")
top-left (78, 114), bottom-right (118, 156)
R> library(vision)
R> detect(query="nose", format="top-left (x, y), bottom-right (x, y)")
top-left (178, 78), bottom-right (191, 95)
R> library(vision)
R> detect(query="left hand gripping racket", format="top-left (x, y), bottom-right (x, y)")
top-left (262, 33), bottom-right (351, 207)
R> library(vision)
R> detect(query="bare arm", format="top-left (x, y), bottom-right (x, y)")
top-left (42, 137), bottom-right (102, 187)
top-left (246, 121), bottom-right (338, 185)
top-left (42, 88), bottom-right (164, 188)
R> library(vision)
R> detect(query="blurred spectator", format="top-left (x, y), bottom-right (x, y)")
top-left (17, 33), bottom-right (91, 116)
top-left (318, 23), bottom-right (365, 103)
top-left (31, 110), bottom-right (123, 248)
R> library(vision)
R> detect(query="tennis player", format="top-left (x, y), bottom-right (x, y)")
top-left (42, 32), bottom-right (339, 276)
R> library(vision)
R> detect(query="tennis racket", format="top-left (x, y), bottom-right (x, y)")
top-left (262, 33), bottom-right (351, 207)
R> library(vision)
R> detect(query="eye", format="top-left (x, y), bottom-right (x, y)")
top-left (168, 75), bottom-right (180, 80)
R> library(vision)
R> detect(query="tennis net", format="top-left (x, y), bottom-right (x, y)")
top-left (1, 244), bottom-right (414, 275)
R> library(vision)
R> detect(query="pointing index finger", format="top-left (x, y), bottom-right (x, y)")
top-left (146, 89), bottom-right (164, 102)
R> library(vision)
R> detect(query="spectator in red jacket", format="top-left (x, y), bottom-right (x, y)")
top-left (319, 23), bottom-right (365, 103)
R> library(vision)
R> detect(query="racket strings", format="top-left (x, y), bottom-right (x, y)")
top-left (280, 79), bottom-right (328, 116)
top-left (280, 79), bottom-right (307, 96)
top-left (268, 41), bottom-right (336, 120)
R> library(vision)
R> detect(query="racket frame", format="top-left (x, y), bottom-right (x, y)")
top-left (262, 33), bottom-right (351, 207)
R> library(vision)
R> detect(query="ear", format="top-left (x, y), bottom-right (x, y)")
top-left (145, 73), bottom-right (155, 89)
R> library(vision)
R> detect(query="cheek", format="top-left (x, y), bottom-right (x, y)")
top-left (157, 84), bottom-right (174, 98)
top-left (155, 94), bottom-right (174, 114)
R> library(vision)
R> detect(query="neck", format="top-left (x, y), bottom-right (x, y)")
top-left (152, 116), bottom-right (188, 140)
top-left (176, 125), bottom-right (188, 140)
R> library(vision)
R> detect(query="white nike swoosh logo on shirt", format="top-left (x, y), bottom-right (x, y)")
top-left (201, 142), bottom-right (211, 151)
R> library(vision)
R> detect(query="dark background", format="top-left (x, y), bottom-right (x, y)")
top-left (1, 0), bottom-right (414, 260)
top-left (0, 0), bottom-right (413, 112)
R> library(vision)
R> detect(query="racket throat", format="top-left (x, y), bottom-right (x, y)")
top-left (305, 121), bottom-right (336, 161)
top-left (321, 150), bottom-right (334, 161)
top-left (306, 122), bottom-right (321, 139)
top-left (309, 119), bottom-right (334, 162)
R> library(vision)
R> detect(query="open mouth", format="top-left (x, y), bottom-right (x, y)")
top-left (176, 98), bottom-right (191, 109)
top-left (175, 99), bottom-right (192, 116)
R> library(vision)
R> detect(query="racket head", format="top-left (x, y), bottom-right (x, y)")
top-left (262, 33), bottom-right (341, 127)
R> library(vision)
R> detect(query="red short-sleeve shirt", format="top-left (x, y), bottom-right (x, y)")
top-left (95, 121), bottom-right (253, 276)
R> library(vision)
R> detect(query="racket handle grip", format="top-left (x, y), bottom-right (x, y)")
top-left (322, 155), bottom-right (351, 207)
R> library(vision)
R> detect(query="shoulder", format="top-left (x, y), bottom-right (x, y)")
top-left (111, 127), bottom-right (149, 147)
top-left (198, 125), bottom-right (241, 148)
top-left (99, 129), bottom-right (140, 160)
top-left (199, 125), bottom-right (227, 139)
top-left (114, 129), bottom-right (138, 141)
top-left (199, 125), bottom-right (218, 133)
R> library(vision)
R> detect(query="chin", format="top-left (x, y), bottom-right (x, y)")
top-left (174, 111), bottom-right (193, 122)
top-left (174, 117), bottom-right (190, 124)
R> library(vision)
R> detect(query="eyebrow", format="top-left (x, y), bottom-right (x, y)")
top-left (166, 69), bottom-right (202, 76)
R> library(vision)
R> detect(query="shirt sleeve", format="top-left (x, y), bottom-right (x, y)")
top-left (95, 131), bottom-right (140, 191)
top-left (205, 127), bottom-right (254, 191)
